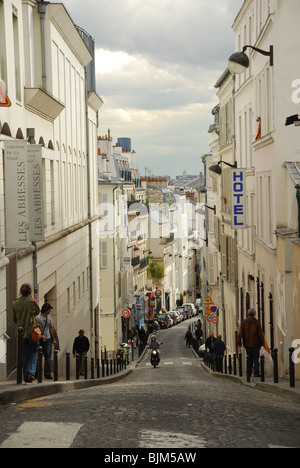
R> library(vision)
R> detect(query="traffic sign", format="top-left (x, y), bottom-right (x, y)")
top-left (204, 295), bottom-right (213, 305)
top-left (0, 81), bottom-right (11, 107)
top-left (122, 308), bottom-right (131, 319)
top-left (212, 316), bottom-right (219, 324)
top-left (205, 306), bottom-right (212, 315)
top-left (211, 306), bottom-right (218, 314)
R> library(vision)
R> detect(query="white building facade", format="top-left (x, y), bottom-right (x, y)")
top-left (232, 0), bottom-right (300, 374)
top-left (0, 0), bottom-right (102, 379)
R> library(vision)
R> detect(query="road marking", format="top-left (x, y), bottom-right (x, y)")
top-left (164, 362), bottom-right (173, 365)
top-left (139, 430), bottom-right (206, 448)
top-left (0, 422), bottom-right (83, 448)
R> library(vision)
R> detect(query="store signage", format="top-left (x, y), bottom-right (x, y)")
top-left (231, 168), bottom-right (246, 229)
top-left (4, 141), bottom-right (45, 248)
top-left (27, 145), bottom-right (44, 241)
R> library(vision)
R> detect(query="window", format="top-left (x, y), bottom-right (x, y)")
top-left (256, 172), bottom-right (273, 245)
top-left (0, 1), bottom-right (7, 84)
top-left (12, 9), bottom-right (21, 101)
top-left (100, 241), bottom-right (108, 269)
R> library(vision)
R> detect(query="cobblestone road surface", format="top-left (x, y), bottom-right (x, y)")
top-left (1, 319), bottom-right (300, 449)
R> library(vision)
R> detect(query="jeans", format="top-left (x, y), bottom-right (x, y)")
top-left (23, 338), bottom-right (38, 380)
top-left (246, 347), bottom-right (260, 376)
top-left (40, 339), bottom-right (53, 377)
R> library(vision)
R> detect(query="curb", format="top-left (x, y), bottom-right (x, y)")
top-left (193, 350), bottom-right (300, 405)
top-left (0, 362), bottom-right (136, 407)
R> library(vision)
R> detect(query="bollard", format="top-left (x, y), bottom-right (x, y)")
top-left (224, 355), bottom-right (227, 375)
top-left (84, 355), bottom-right (88, 379)
top-left (37, 346), bottom-right (43, 383)
top-left (239, 353), bottom-right (243, 377)
top-left (66, 352), bottom-right (70, 381)
top-left (101, 360), bottom-right (105, 377)
top-left (114, 359), bottom-right (116, 374)
top-left (96, 358), bottom-right (100, 378)
top-left (228, 355), bottom-right (232, 375)
top-left (17, 328), bottom-right (24, 384)
top-left (260, 355), bottom-right (265, 382)
top-left (76, 354), bottom-right (80, 380)
top-left (91, 357), bottom-right (94, 379)
top-left (246, 355), bottom-right (251, 382)
top-left (233, 354), bottom-right (237, 376)
top-left (54, 349), bottom-right (58, 381)
top-left (272, 348), bottom-right (279, 383)
top-left (289, 347), bottom-right (295, 388)
top-left (106, 359), bottom-right (109, 377)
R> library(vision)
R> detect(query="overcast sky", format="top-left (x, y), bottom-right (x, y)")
top-left (64, 0), bottom-right (243, 178)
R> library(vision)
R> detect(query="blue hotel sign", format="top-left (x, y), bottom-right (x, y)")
top-left (231, 168), bottom-right (246, 229)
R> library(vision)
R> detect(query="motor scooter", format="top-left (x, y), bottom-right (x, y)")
top-left (148, 343), bottom-right (163, 368)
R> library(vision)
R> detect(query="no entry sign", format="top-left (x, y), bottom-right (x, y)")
top-left (122, 308), bottom-right (131, 319)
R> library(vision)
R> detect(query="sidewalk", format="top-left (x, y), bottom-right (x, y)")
top-left (0, 360), bottom-right (140, 407)
top-left (198, 356), bottom-right (300, 405)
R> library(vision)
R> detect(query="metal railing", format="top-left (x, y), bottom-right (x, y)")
top-left (202, 347), bottom-right (297, 388)
top-left (16, 328), bottom-right (148, 385)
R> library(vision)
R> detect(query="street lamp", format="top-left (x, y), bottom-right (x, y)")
top-left (209, 160), bottom-right (237, 178)
top-left (228, 45), bottom-right (273, 74)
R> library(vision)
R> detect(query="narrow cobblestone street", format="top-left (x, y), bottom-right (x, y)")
top-left (1, 320), bottom-right (300, 449)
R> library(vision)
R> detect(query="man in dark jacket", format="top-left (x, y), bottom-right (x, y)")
top-left (73, 330), bottom-right (90, 375)
top-left (237, 308), bottom-right (265, 377)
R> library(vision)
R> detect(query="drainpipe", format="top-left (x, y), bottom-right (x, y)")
top-left (38, 1), bottom-right (50, 91)
top-left (85, 68), bottom-right (95, 356)
top-left (296, 185), bottom-right (300, 237)
top-left (27, 128), bottom-right (38, 300)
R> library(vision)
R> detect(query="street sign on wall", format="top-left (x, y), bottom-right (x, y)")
top-left (4, 141), bottom-right (45, 248)
top-left (4, 141), bottom-right (30, 248)
top-left (27, 145), bottom-right (44, 242)
top-left (0, 81), bottom-right (11, 107)
top-left (231, 168), bottom-right (246, 229)
top-left (122, 308), bottom-right (131, 319)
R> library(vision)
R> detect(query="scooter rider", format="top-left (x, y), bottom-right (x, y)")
top-left (149, 335), bottom-right (161, 360)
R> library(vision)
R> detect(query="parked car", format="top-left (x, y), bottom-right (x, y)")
top-left (185, 303), bottom-right (197, 317)
top-left (154, 313), bottom-right (172, 328)
top-left (166, 313), bottom-right (175, 326)
top-left (175, 307), bottom-right (186, 320)
top-left (169, 311), bottom-right (180, 325)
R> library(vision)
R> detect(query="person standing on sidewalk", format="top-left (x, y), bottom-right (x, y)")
top-left (237, 308), bottom-right (265, 377)
top-left (36, 303), bottom-right (57, 380)
top-left (73, 330), bottom-right (90, 376)
top-left (12, 283), bottom-right (42, 383)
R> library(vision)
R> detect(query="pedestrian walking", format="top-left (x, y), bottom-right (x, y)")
top-left (212, 335), bottom-right (226, 372)
top-left (212, 335), bottom-right (226, 357)
top-left (237, 308), bottom-right (265, 377)
top-left (205, 332), bottom-right (217, 355)
top-left (12, 283), bottom-right (43, 383)
top-left (73, 330), bottom-right (90, 375)
top-left (195, 321), bottom-right (203, 345)
top-left (36, 303), bottom-right (57, 379)
top-left (185, 328), bottom-right (193, 348)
